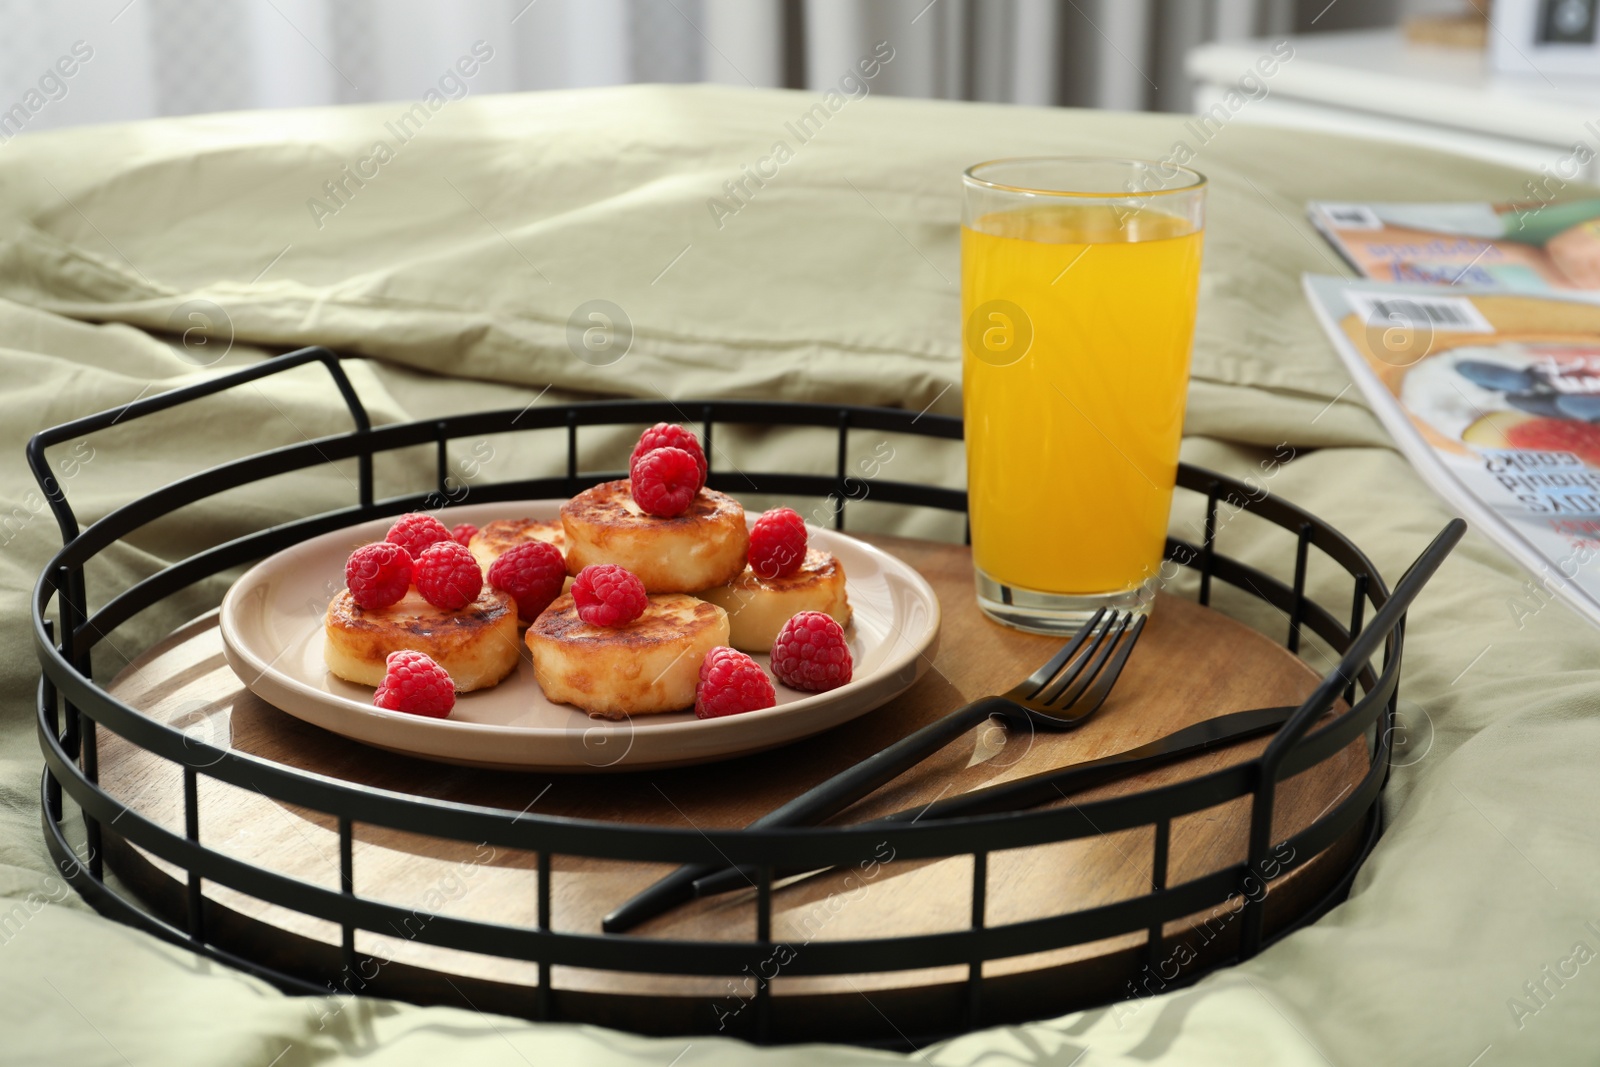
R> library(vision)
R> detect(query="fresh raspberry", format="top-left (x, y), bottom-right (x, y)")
top-left (629, 423), bottom-right (706, 490)
top-left (1504, 417), bottom-right (1600, 467)
top-left (450, 523), bottom-right (479, 547)
top-left (630, 447), bottom-right (700, 518)
top-left (770, 611), bottom-right (853, 692)
top-left (414, 540), bottom-right (484, 610)
top-left (488, 540), bottom-right (567, 622)
top-left (373, 650), bottom-right (455, 718)
top-left (386, 513), bottom-right (451, 559)
top-left (748, 507), bottom-right (808, 579)
top-left (571, 564), bottom-right (649, 628)
top-left (344, 542), bottom-right (413, 610)
top-left (695, 646), bottom-right (777, 719)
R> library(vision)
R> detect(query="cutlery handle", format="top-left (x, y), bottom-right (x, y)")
top-left (747, 696), bottom-right (1018, 829)
top-left (880, 704), bottom-right (1296, 822)
top-left (689, 705), bottom-right (1296, 899)
top-left (601, 696), bottom-right (1014, 933)
top-left (601, 861), bottom-right (719, 933)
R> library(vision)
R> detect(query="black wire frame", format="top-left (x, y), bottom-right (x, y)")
top-left (27, 346), bottom-right (1465, 1045)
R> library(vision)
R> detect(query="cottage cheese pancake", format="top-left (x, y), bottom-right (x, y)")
top-left (525, 592), bottom-right (729, 718)
top-left (698, 549), bottom-right (851, 652)
top-left (324, 586), bottom-right (520, 691)
top-left (560, 480), bottom-right (747, 593)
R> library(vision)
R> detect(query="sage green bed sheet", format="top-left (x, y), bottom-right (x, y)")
top-left (0, 84), bottom-right (1594, 1066)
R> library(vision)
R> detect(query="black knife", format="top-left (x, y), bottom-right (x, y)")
top-left (686, 702), bottom-right (1299, 900)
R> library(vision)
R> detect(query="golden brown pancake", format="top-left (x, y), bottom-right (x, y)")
top-left (697, 549), bottom-right (851, 653)
top-left (525, 592), bottom-right (730, 718)
top-left (324, 587), bottom-right (520, 692)
top-left (560, 480), bottom-right (748, 593)
top-left (466, 518), bottom-right (567, 573)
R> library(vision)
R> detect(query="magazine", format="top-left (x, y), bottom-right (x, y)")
top-left (1303, 274), bottom-right (1600, 630)
top-left (1307, 199), bottom-right (1600, 292)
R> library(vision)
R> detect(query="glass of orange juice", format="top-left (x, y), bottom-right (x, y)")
top-left (962, 158), bottom-right (1206, 634)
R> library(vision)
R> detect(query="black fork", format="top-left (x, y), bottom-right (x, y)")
top-left (602, 608), bottom-right (1147, 933)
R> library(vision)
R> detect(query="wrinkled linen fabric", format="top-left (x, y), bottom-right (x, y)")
top-left (0, 85), bottom-right (1594, 1066)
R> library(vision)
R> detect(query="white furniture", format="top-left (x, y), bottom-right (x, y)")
top-left (1187, 28), bottom-right (1600, 180)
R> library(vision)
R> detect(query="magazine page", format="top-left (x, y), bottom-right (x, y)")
top-left (1303, 274), bottom-right (1600, 630)
top-left (1307, 200), bottom-right (1600, 292)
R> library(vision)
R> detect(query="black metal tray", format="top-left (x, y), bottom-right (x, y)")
top-left (28, 346), bottom-right (1461, 1046)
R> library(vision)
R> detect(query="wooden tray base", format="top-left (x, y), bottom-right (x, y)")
top-left (94, 533), bottom-right (1366, 1042)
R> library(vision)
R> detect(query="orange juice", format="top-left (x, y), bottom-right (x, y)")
top-left (962, 203), bottom-right (1203, 595)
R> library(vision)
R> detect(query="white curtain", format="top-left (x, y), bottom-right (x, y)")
top-left (0, 0), bottom-right (1374, 137)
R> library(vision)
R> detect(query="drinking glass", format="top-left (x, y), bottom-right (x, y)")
top-left (961, 157), bottom-right (1206, 634)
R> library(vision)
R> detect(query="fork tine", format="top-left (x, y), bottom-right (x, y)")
top-left (1057, 613), bottom-right (1146, 716)
top-left (1038, 611), bottom-right (1127, 707)
top-left (1010, 607), bottom-right (1108, 700)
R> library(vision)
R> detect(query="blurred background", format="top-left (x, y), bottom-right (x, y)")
top-left (1, 0), bottom-right (1471, 127)
top-left (8, 0), bottom-right (1591, 176)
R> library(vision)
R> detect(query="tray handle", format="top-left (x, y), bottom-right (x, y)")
top-left (25, 345), bottom-right (370, 545)
top-left (1239, 515), bottom-right (1466, 957)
